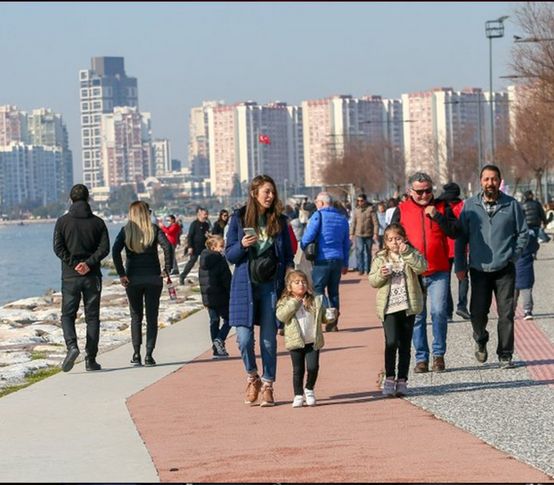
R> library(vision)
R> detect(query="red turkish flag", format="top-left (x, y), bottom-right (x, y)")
top-left (258, 134), bottom-right (271, 145)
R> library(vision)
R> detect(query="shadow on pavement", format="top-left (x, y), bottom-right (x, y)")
top-left (409, 378), bottom-right (554, 396)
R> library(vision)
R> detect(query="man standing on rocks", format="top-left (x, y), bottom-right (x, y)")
top-left (53, 184), bottom-right (110, 372)
top-left (455, 165), bottom-right (528, 369)
top-left (180, 207), bottom-right (210, 285)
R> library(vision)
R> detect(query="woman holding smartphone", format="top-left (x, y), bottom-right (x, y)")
top-left (225, 174), bottom-right (294, 407)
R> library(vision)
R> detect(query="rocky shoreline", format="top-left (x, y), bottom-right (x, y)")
top-left (0, 261), bottom-right (204, 392)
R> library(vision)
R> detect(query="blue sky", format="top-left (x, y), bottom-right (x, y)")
top-left (0, 1), bottom-right (519, 180)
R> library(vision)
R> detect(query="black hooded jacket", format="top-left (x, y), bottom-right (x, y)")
top-left (53, 201), bottom-right (110, 279)
top-left (198, 248), bottom-right (231, 308)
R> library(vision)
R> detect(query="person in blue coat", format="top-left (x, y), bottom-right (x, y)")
top-left (225, 175), bottom-right (294, 408)
top-left (515, 230), bottom-right (540, 320)
top-left (300, 192), bottom-right (351, 332)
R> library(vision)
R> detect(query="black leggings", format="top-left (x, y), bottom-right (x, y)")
top-left (126, 282), bottom-right (163, 352)
top-left (289, 343), bottom-right (320, 395)
top-left (383, 311), bottom-right (415, 380)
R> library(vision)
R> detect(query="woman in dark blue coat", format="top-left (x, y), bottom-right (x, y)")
top-left (225, 175), bottom-right (294, 407)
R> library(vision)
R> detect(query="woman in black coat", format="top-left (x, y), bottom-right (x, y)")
top-left (112, 201), bottom-right (172, 366)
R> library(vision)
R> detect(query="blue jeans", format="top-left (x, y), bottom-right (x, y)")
top-left (355, 236), bottom-right (373, 273)
top-left (312, 259), bottom-right (343, 311)
top-left (235, 282), bottom-right (277, 382)
top-left (413, 271), bottom-right (449, 363)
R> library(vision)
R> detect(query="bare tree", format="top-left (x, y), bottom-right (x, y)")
top-left (321, 139), bottom-right (388, 197)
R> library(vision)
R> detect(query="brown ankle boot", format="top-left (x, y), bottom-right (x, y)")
top-left (260, 383), bottom-right (275, 407)
top-left (244, 375), bottom-right (262, 405)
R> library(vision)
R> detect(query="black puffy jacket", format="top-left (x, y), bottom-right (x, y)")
top-left (53, 201), bottom-right (110, 279)
top-left (522, 199), bottom-right (547, 228)
top-left (198, 249), bottom-right (231, 308)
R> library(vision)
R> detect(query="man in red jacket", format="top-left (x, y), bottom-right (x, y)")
top-left (391, 172), bottom-right (458, 373)
top-left (160, 214), bottom-right (182, 275)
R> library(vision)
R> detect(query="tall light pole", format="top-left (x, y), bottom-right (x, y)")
top-left (485, 15), bottom-right (509, 162)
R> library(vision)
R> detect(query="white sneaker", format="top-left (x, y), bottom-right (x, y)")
top-left (304, 388), bottom-right (316, 406)
top-left (292, 395), bottom-right (304, 408)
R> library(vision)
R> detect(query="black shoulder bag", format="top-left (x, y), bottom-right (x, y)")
top-left (304, 212), bottom-right (322, 262)
top-left (249, 244), bottom-right (278, 285)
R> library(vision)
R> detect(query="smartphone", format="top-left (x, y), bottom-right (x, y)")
top-left (243, 227), bottom-right (257, 237)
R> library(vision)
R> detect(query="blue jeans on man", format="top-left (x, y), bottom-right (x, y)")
top-left (413, 271), bottom-right (450, 364)
top-left (235, 281), bottom-right (277, 383)
top-left (356, 236), bottom-right (373, 274)
top-left (312, 259), bottom-right (343, 330)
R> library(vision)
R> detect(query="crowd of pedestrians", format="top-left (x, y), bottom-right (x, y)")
top-left (52, 165), bottom-right (551, 406)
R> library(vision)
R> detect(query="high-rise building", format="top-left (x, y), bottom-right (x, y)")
top-left (0, 144), bottom-right (65, 211)
top-left (152, 139), bottom-right (171, 175)
top-left (27, 108), bottom-right (73, 197)
top-left (0, 106), bottom-right (73, 212)
top-left (188, 101), bottom-right (223, 177)
top-left (200, 100), bottom-right (304, 196)
top-left (0, 105), bottom-right (28, 146)
top-left (79, 56), bottom-right (138, 188)
top-left (401, 87), bottom-right (509, 186)
top-left (99, 107), bottom-right (152, 190)
top-left (301, 94), bottom-right (402, 187)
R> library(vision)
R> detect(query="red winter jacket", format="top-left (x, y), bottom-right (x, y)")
top-left (397, 198), bottom-right (451, 276)
top-left (161, 222), bottom-right (181, 246)
top-left (446, 200), bottom-right (464, 259)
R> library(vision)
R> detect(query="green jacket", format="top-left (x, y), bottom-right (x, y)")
top-left (368, 246), bottom-right (427, 322)
top-left (276, 295), bottom-right (326, 351)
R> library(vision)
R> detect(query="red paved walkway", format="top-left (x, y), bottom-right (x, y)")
top-left (127, 273), bottom-right (552, 482)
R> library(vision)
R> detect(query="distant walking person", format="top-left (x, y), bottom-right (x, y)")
top-left (112, 201), bottom-right (172, 367)
top-left (53, 184), bottom-right (110, 372)
top-left (436, 183), bottom-right (471, 320)
top-left (301, 192), bottom-right (350, 332)
top-left (199, 235), bottom-right (232, 359)
top-left (369, 223), bottom-right (426, 397)
top-left (455, 165), bottom-right (529, 368)
top-left (276, 270), bottom-right (326, 408)
top-left (522, 190), bottom-right (549, 246)
top-left (350, 193), bottom-right (378, 275)
top-left (180, 207), bottom-right (210, 285)
top-left (211, 209), bottom-right (229, 237)
top-left (160, 214), bottom-right (182, 275)
top-left (515, 231), bottom-right (540, 320)
top-left (226, 175), bottom-right (294, 407)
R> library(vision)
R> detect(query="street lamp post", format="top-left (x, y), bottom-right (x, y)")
top-left (485, 15), bottom-right (509, 162)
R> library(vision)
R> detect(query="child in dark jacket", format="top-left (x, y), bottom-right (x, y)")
top-left (515, 231), bottom-right (540, 320)
top-left (199, 235), bottom-right (232, 358)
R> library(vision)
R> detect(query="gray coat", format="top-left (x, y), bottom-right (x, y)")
top-left (454, 191), bottom-right (529, 273)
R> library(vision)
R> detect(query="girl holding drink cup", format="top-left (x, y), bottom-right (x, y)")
top-left (368, 223), bottom-right (427, 397)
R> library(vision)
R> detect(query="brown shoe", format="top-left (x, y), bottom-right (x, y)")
top-left (244, 375), bottom-right (262, 405)
top-left (259, 383), bottom-right (275, 407)
top-left (432, 356), bottom-right (445, 372)
top-left (414, 361), bottom-right (429, 373)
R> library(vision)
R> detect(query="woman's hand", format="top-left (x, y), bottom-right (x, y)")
top-left (241, 234), bottom-right (258, 248)
top-left (120, 276), bottom-right (130, 288)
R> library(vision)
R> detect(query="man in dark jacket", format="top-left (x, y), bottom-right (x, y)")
top-left (53, 184), bottom-right (110, 372)
top-left (180, 207), bottom-right (210, 284)
top-left (522, 190), bottom-right (549, 245)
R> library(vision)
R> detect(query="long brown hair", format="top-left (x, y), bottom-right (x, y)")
top-left (124, 201), bottom-right (155, 253)
top-left (278, 270), bottom-right (315, 311)
top-left (244, 174), bottom-right (283, 237)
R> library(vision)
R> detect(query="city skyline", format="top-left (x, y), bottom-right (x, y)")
top-left (0, 2), bottom-right (518, 182)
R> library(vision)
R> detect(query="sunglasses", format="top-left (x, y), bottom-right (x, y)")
top-left (412, 188), bottom-right (433, 195)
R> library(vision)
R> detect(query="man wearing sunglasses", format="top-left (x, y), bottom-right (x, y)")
top-left (390, 172), bottom-right (458, 373)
